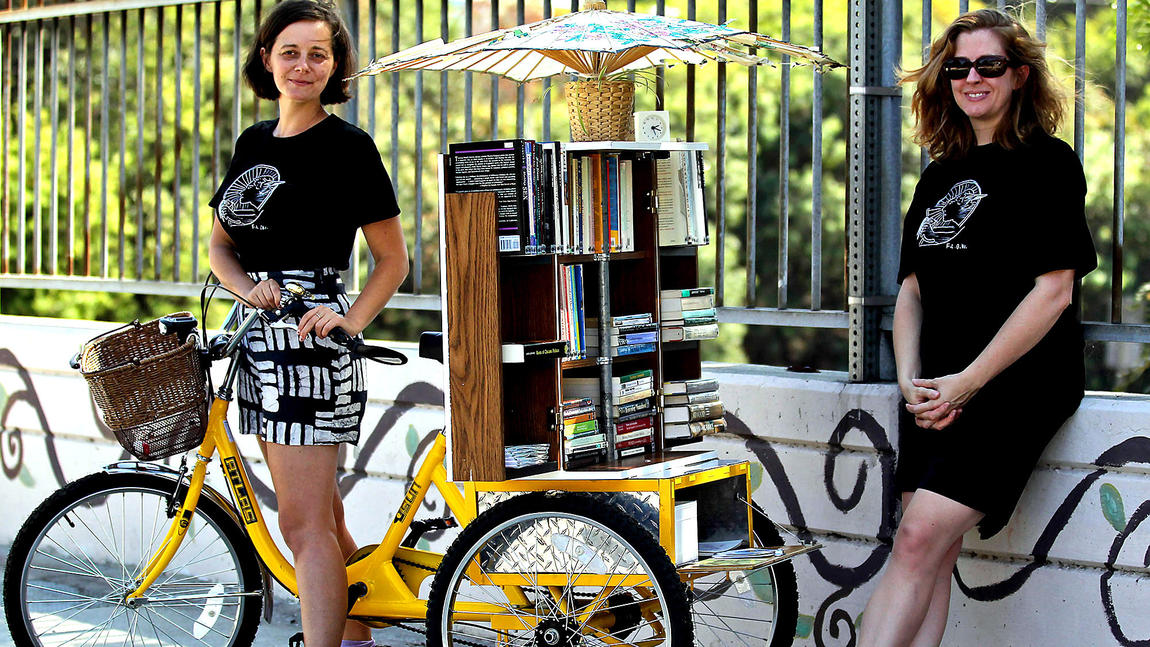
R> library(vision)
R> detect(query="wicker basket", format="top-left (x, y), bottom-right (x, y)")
top-left (79, 314), bottom-right (208, 460)
top-left (566, 80), bottom-right (635, 142)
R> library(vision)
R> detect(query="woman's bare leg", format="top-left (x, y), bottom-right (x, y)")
top-left (263, 442), bottom-right (348, 647)
top-left (857, 489), bottom-right (982, 647)
top-left (333, 485), bottom-right (372, 642)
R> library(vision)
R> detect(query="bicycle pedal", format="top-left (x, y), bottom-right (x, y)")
top-left (345, 544), bottom-right (379, 566)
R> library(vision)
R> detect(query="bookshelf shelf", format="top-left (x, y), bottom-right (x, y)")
top-left (439, 138), bottom-right (719, 481)
top-left (564, 141), bottom-right (709, 153)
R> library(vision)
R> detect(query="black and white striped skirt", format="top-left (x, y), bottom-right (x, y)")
top-left (236, 268), bottom-right (367, 446)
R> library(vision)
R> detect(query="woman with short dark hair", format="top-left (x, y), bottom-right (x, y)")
top-left (208, 2), bottom-right (409, 646)
top-left (858, 9), bottom-right (1096, 646)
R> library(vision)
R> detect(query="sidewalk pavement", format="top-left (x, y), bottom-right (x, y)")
top-left (0, 544), bottom-right (425, 647)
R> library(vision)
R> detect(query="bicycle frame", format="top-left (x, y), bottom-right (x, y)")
top-left (123, 306), bottom-right (475, 622)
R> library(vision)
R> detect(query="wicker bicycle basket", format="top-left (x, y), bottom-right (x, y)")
top-left (565, 80), bottom-right (635, 142)
top-left (78, 313), bottom-right (208, 460)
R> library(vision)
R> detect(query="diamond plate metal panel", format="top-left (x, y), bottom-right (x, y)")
top-left (475, 491), bottom-right (661, 539)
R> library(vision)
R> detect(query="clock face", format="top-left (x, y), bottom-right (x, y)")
top-left (636, 112), bottom-right (669, 141)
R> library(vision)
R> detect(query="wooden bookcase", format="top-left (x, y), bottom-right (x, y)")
top-left (439, 141), bottom-right (710, 482)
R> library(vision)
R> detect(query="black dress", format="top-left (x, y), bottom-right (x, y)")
top-left (894, 134), bottom-right (1096, 538)
top-left (209, 115), bottom-right (401, 446)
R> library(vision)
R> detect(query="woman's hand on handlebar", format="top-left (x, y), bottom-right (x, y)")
top-left (297, 305), bottom-right (361, 341)
top-left (245, 279), bottom-right (282, 310)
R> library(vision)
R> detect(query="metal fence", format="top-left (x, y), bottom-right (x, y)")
top-left (0, 0), bottom-right (1140, 382)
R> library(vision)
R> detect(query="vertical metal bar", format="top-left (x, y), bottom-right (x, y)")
top-left (15, 22), bottom-right (25, 273)
top-left (99, 14), bottom-right (109, 277)
top-left (542, 0), bottom-right (551, 141)
top-left (745, 0), bottom-right (758, 307)
top-left (959, 0), bottom-right (968, 14)
top-left (464, 0), bottom-right (473, 141)
top-left (136, 8), bottom-right (145, 279)
top-left (49, 19), bottom-right (59, 274)
top-left (1036, 0), bottom-right (1047, 42)
top-left (920, 0), bottom-right (930, 171)
top-left (83, 17), bottom-right (91, 274)
top-left (390, 0), bottom-right (399, 191)
top-left (441, 0), bottom-right (448, 153)
top-left (715, 1), bottom-right (726, 306)
top-left (193, 3), bottom-right (202, 279)
top-left (341, 0), bottom-right (352, 125)
top-left (364, 0), bottom-right (379, 281)
top-left (655, 0), bottom-right (664, 109)
top-left (66, 17), bottom-right (74, 274)
top-left (778, 0), bottom-right (791, 308)
top-left (686, 0), bottom-right (695, 143)
top-left (233, 1), bottom-right (241, 142)
top-left (118, 11), bottom-right (127, 278)
top-left (32, 21), bottom-right (42, 274)
top-left (848, 0), bottom-right (901, 381)
top-left (368, 0), bottom-right (377, 140)
top-left (1112, 0), bottom-right (1126, 323)
top-left (1073, 0), bottom-right (1085, 161)
top-left (348, 0), bottom-right (360, 287)
top-left (414, 0), bottom-right (424, 292)
top-left (516, 0), bottom-right (524, 139)
top-left (212, 3), bottom-right (220, 200)
top-left (154, 6), bottom-right (164, 281)
top-left (811, 0), bottom-right (824, 310)
top-left (1, 24), bottom-right (8, 274)
top-left (490, 0), bottom-right (499, 137)
top-left (173, 5), bottom-right (183, 281)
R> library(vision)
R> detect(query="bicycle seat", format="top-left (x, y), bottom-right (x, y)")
top-left (419, 332), bottom-right (444, 363)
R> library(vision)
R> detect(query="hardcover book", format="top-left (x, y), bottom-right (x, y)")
top-left (501, 340), bottom-right (569, 363)
top-left (664, 400), bottom-right (725, 424)
top-left (663, 378), bottom-right (720, 395)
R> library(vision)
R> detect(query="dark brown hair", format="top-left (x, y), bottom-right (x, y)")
top-left (900, 9), bottom-right (1065, 160)
top-left (242, 0), bottom-right (356, 105)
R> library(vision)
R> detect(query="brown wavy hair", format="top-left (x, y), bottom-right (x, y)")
top-left (900, 9), bottom-right (1065, 160)
top-left (243, 0), bottom-right (356, 105)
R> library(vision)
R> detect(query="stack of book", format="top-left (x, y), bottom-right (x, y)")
top-left (586, 313), bottom-right (657, 358)
top-left (662, 377), bottom-right (726, 441)
top-left (613, 369), bottom-right (657, 458)
top-left (504, 443), bottom-right (551, 469)
top-left (559, 264), bottom-right (587, 359)
top-left (660, 287), bottom-right (719, 343)
top-left (561, 397), bottom-right (605, 466)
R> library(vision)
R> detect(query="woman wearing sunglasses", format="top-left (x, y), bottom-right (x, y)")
top-left (857, 9), bottom-right (1095, 646)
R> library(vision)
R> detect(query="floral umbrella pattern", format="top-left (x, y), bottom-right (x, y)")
top-left (349, 6), bottom-right (842, 82)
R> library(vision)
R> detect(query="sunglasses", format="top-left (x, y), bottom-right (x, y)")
top-left (940, 55), bottom-right (1016, 80)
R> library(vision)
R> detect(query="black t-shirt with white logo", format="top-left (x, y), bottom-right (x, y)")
top-left (210, 115), bottom-right (400, 271)
top-left (897, 134), bottom-right (1096, 394)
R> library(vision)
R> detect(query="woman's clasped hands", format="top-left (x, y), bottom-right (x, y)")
top-left (901, 371), bottom-right (982, 430)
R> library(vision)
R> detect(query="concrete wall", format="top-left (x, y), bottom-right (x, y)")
top-left (3, 314), bottom-right (1149, 646)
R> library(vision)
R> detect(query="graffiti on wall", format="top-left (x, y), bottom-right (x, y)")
top-left (4, 345), bottom-right (1150, 646)
top-left (729, 407), bottom-right (1150, 647)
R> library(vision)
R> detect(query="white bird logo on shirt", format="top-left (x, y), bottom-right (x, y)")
top-left (917, 179), bottom-right (987, 247)
top-left (218, 164), bottom-right (285, 228)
